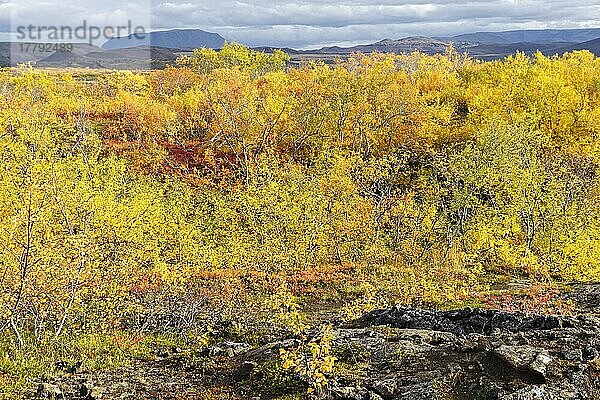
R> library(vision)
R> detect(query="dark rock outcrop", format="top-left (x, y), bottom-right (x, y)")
top-left (34, 284), bottom-right (600, 399)
top-left (348, 306), bottom-right (581, 335)
top-left (36, 383), bottom-right (63, 399)
top-left (324, 307), bottom-right (600, 399)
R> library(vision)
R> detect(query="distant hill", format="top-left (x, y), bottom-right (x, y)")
top-left (37, 46), bottom-right (179, 69)
top-left (465, 42), bottom-right (575, 60)
top-left (315, 37), bottom-right (468, 55)
top-left (552, 37), bottom-right (600, 55)
top-left (0, 42), bottom-right (180, 69)
top-left (102, 29), bottom-right (225, 51)
top-left (447, 28), bottom-right (600, 45)
top-left (277, 29), bottom-right (600, 64)
top-left (2, 27), bottom-right (600, 70)
top-left (0, 43), bottom-right (102, 66)
top-left (283, 37), bottom-right (576, 63)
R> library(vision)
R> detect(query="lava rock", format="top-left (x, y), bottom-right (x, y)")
top-left (350, 307), bottom-right (579, 335)
top-left (233, 361), bottom-right (257, 381)
top-left (370, 379), bottom-right (397, 399)
top-left (331, 385), bottom-right (383, 400)
top-left (79, 381), bottom-right (105, 399)
top-left (324, 305), bottom-right (600, 399)
top-left (209, 341), bottom-right (252, 357)
top-left (493, 345), bottom-right (552, 380)
top-left (37, 383), bottom-right (63, 399)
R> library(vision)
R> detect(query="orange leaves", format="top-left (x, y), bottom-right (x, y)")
top-left (285, 264), bottom-right (359, 297)
top-left (476, 283), bottom-right (575, 315)
top-left (148, 67), bottom-right (201, 97)
top-left (4, 46), bottom-right (600, 348)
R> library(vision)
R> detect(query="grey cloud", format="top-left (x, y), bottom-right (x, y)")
top-left (150, 0), bottom-right (600, 46)
top-left (4, 0), bottom-right (600, 48)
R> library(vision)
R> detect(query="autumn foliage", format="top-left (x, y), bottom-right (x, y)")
top-left (1, 45), bottom-right (600, 350)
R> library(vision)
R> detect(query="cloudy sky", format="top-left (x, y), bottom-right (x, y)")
top-left (2, 0), bottom-right (600, 48)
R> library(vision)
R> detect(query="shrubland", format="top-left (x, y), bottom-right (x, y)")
top-left (1, 44), bottom-right (600, 397)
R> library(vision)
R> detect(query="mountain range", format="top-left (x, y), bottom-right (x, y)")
top-left (1, 27), bottom-right (600, 69)
top-left (443, 28), bottom-right (600, 44)
top-left (102, 29), bottom-right (225, 51)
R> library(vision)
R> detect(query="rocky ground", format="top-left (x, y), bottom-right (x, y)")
top-left (33, 284), bottom-right (600, 400)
